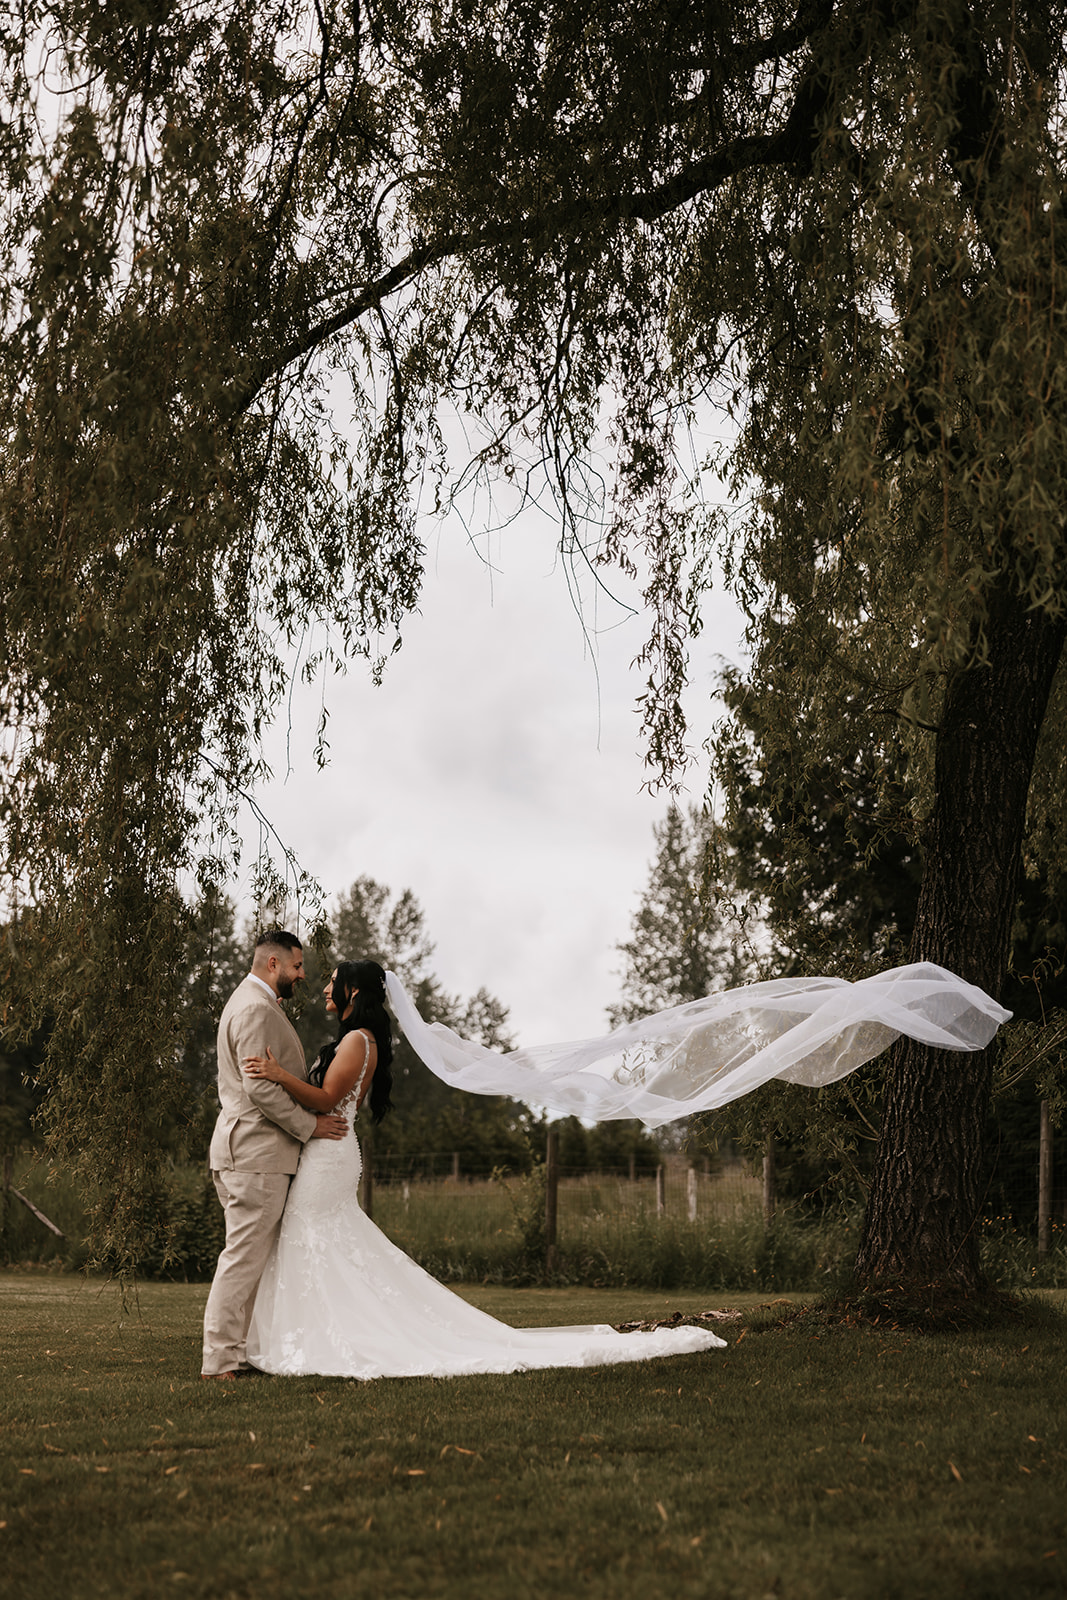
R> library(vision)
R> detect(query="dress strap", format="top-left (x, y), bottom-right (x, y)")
top-left (351, 1030), bottom-right (373, 1111)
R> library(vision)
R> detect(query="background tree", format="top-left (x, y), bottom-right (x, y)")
top-left (174, 892), bottom-right (248, 1159)
top-left (609, 805), bottom-right (751, 1027)
top-left (4, 4), bottom-right (1067, 1292)
top-left (712, 673), bottom-right (1067, 1218)
top-left (295, 877), bottom-right (536, 1175)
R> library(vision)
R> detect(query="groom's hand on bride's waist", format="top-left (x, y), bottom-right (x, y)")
top-left (311, 1113), bottom-right (348, 1140)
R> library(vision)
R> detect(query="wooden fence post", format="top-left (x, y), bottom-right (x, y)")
top-left (762, 1131), bottom-right (776, 1228)
top-left (544, 1124), bottom-right (559, 1272)
top-left (1038, 1099), bottom-right (1052, 1258)
top-left (686, 1165), bottom-right (698, 1223)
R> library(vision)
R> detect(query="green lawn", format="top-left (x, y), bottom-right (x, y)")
top-left (1, 1273), bottom-right (1064, 1598)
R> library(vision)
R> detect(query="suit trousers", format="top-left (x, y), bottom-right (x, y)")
top-left (201, 1169), bottom-right (292, 1375)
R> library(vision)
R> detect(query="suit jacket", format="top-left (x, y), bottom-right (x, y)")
top-left (209, 977), bottom-right (317, 1173)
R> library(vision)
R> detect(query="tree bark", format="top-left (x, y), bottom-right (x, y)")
top-left (1037, 1100), bottom-right (1052, 1259)
top-left (855, 587), bottom-right (1066, 1293)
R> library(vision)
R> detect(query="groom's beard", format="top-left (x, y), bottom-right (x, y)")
top-left (276, 979), bottom-right (296, 1000)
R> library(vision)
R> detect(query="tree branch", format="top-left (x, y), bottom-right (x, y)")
top-left (225, 58), bottom-right (840, 423)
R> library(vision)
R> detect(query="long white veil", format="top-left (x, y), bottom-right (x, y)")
top-left (383, 963), bottom-right (1010, 1128)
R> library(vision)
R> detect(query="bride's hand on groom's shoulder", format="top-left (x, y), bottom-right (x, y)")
top-left (243, 1047), bottom-right (283, 1082)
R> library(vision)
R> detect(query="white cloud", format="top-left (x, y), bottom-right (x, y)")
top-left (241, 503), bottom-right (746, 1044)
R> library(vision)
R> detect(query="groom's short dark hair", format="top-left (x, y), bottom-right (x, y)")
top-left (255, 928), bottom-right (302, 954)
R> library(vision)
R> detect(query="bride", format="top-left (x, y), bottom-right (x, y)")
top-left (244, 955), bottom-right (1008, 1379)
top-left (243, 960), bottom-right (728, 1378)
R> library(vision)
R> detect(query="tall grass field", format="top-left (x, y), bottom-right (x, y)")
top-left (5, 1156), bottom-right (1066, 1292)
top-left (1, 1275), bottom-right (1064, 1599)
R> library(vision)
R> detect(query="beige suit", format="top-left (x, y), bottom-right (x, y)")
top-left (202, 977), bottom-right (318, 1374)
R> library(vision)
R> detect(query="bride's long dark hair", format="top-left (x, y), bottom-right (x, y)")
top-left (311, 959), bottom-right (394, 1124)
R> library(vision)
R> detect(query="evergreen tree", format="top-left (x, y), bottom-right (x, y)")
top-left (610, 805), bottom-right (750, 1026)
top-left (299, 877), bottom-right (535, 1174)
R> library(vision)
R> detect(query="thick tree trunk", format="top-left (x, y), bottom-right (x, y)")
top-left (855, 588), bottom-right (1066, 1294)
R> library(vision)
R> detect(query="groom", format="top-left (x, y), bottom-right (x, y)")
top-left (201, 929), bottom-right (347, 1379)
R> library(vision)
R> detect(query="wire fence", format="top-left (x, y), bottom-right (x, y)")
top-left (1, 1113), bottom-right (1062, 1289)
top-left (364, 1156), bottom-right (766, 1245)
top-left (353, 1121), bottom-right (1064, 1290)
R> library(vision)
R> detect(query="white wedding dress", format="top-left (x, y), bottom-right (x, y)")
top-left (246, 962), bottom-right (1009, 1379)
top-left (246, 1070), bottom-right (726, 1380)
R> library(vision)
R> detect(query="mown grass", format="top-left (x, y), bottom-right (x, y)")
top-left (1, 1273), bottom-right (1065, 1598)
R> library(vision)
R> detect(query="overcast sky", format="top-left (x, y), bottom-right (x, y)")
top-left (239, 485), bottom-right (747, 1047)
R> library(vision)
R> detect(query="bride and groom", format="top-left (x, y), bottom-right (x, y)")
top-left (202, 928), bottom-right (1012, 1381)
top-left (201, 930), bottom-right (727, 1380)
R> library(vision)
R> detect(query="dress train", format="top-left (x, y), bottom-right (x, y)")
top-left (247, 1099), bottom-right (725, 1379)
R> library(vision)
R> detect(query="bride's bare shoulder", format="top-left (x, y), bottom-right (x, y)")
top-left (335, 1027), bottom-right (377, 1060)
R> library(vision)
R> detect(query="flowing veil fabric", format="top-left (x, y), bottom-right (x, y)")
top-left (384, 964), bottom-right (1010, 1127)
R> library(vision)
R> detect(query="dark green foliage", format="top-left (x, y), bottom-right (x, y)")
top-left (715, 682), bottom-right (924, 975)
top-left (294, 875), bottom-right (534, 1172)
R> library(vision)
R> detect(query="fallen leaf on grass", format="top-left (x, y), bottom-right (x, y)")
top-left (949, 1463), bottom-right (962, 1483)
top-left (19, 1469), bottom-right (35, 1476)
top-left (165, 1466), bottom-right (180, 1476)
top-left (247, 1464), bottom-right (267, 1471)
top-left (1020, 1466), bottom-right (1032, 1475)
top-left (407, 1470), bottom-right (426, 1476)
top-left (655, 1502), bottom-right (668, 1523)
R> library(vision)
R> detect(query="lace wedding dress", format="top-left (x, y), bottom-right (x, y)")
top-left (246, 1071), bottom-right (726, 1379)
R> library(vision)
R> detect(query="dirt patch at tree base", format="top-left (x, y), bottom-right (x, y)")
top-left (744, 1283), bottom-right (1060, 1335)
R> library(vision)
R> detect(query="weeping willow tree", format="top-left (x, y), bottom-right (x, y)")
top-left (2, 2), bottom-right (1066, 1290)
